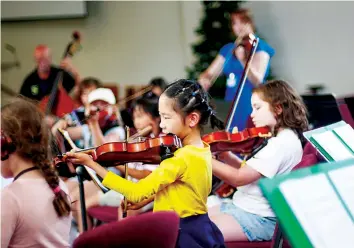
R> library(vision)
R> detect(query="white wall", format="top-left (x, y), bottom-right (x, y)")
top-left (1, 1), bottom-right (203, 100)
top-left (245, 1), bottom-right (354, 96)
top-left (2, 1), bottom-right (354, 102)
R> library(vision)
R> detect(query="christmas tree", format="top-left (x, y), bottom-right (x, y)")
top-left (186, 0), bottom-right (243, 99)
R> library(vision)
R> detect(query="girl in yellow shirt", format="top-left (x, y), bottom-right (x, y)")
top-left (66, 79), bottom-right (226, 247)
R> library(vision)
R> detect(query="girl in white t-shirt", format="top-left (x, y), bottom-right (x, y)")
top-left (208, 80), bottom-right (309, 242)
top-left (1, 98), bottom-right (72, 248)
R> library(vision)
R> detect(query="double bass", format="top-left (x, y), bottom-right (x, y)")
top-left (39, 31), bottom-right (82, 118)
top-left (203, 34), bottom-right (272, 198)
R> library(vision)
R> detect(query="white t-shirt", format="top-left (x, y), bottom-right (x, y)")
top-left (127, 133), bottom-right (158, 182)
top-left (1, 178), bottom-right (72, 248)
top-left (233, 128), bottom-right (303, 217)
top-left (127, 163), bottom-right (158, 182)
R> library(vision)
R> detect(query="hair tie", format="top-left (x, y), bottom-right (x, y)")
top-left (53, 186), bottom-right (61, 195)
top-left (191, 91), bottom-right (197, 97)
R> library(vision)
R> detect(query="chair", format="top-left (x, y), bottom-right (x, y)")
top-left (87, 206), bottom-right (118, 223)
top-left (225, 144), bottom-right (319, 248)
top-left (344, 96), bottom-right (354, 119)
top-left (337, 97), bottom-right (354, 128)
top-left (73, 211), bottom-right (180, 248)
top-left (301, 94), bottom-right (343, 129)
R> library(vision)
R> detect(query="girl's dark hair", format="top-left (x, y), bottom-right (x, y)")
top-left (1, 98), bottom-right (71, 217)
top-left (76, 77), bottom-right (103, 105)
top-left (149, 77), bottom-right (167, 91)
top-left (132, 92), bottom-right (160, 119)
top-left (163, 79), bottom-right (224, 130)
top-left (252, 80), bottom-right (309, 142)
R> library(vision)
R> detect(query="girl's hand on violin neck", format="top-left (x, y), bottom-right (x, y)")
top-left (234, 46), bottom-right (246, 63)
top-left (86, 105), bottom-right (100, 124)
top-left (65, 151), bottom-right (95, 167)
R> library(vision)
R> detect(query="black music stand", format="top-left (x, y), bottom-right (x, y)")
top-left (301, 94), bottom-right (343, 129)
top-left (76, 166), bottom-right (88, 232)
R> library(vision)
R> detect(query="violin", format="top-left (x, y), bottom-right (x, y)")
top-left (204, 126), bottom-right (271, 199)
top-left (61, 104), bottom-right (121, 132)
top-left (235, 33), bottom-right (256, 58)
top-left (54, 133), bottom-right (182, 170)
top-left (202, 126), bottom-right (271, 155)
top-left (203, 35), bottom-right (267, 198)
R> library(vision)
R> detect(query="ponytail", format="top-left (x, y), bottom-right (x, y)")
top-left (210, 112), bottom-right (225, 130)
top-left (33, 152), bottom-right (71, 217)
top-left (1, 97), bottom-right (71, 218)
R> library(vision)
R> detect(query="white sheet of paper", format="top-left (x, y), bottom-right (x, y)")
top-left (332, 124), bottom-right (354, 153)
top-left (312, 131), bottom-right (354, 161)
top-left (279, 174), bottom-right (354, 248)
top-left (328, 166), bottom-right (354, 218)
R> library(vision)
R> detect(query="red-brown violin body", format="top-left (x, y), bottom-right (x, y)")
top-left (202, 126), bottom-right (271, 154)
top-left (54, 133), bottom-right (182, 169)
top-left (204, 126), bottom-right (272, 199)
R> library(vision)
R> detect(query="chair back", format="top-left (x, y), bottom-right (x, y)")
top-left (73, 211), bottom-right (180, 248)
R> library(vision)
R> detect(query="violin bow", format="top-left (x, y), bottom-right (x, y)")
top-left (127, 125), bottom-right (153, 141)
top-left (225, 37), bottom-right (259, 131)
top-left (57, 128), bottom-right (109, 193)
top-left (117, 85), bottom-right (153, 107)
top-left (122, 126), bottom-right (130, 218)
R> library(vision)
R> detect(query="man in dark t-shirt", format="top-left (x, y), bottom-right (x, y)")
top-left (20, 44), bottom-right (79, 101)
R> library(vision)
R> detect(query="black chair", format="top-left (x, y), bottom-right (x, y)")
top-left (301, 94), bottom-right (343, 129)
top-left (344, 96), bottom-right (354, 120)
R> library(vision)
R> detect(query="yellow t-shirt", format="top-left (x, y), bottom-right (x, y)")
top-left (102, 142), bottom-right (212, 218)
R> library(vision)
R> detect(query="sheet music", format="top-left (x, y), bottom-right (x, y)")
top-left (83, 165), bottom-right (109, 193)
top-left (279, 174), bottom-right (354, 248)
top-left (312, 131), bottom-right (354, 161)
top-left (328, 166), bottom-right (354, 219)
top-left (332, 124), bottom-right (354, 153)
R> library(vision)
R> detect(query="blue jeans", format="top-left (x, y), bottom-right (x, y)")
top-left (220, 202), bottom-right (276, 241)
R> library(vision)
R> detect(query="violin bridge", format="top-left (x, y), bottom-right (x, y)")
top-left (258, 132), bottom-right (272, 138)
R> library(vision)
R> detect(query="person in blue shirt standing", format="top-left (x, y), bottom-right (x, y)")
top-left (199, 8), bottom-right (275, 132)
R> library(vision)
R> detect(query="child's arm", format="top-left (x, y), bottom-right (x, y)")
top-left (216, 151), bottom-right (243, 168)
top-left (116, 166), bottom-right (152, 180)
top-left (125, 195), bottom-right (155, 210)
top-left (212, 158), bottom-right (262, 187)
top-left (66, 152), bottom-right (186, 203)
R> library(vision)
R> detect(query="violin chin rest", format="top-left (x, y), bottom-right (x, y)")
top-left (160, 144), bottom-right (175, 162)
top-left (161, 153), bottom-right (174, 161)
